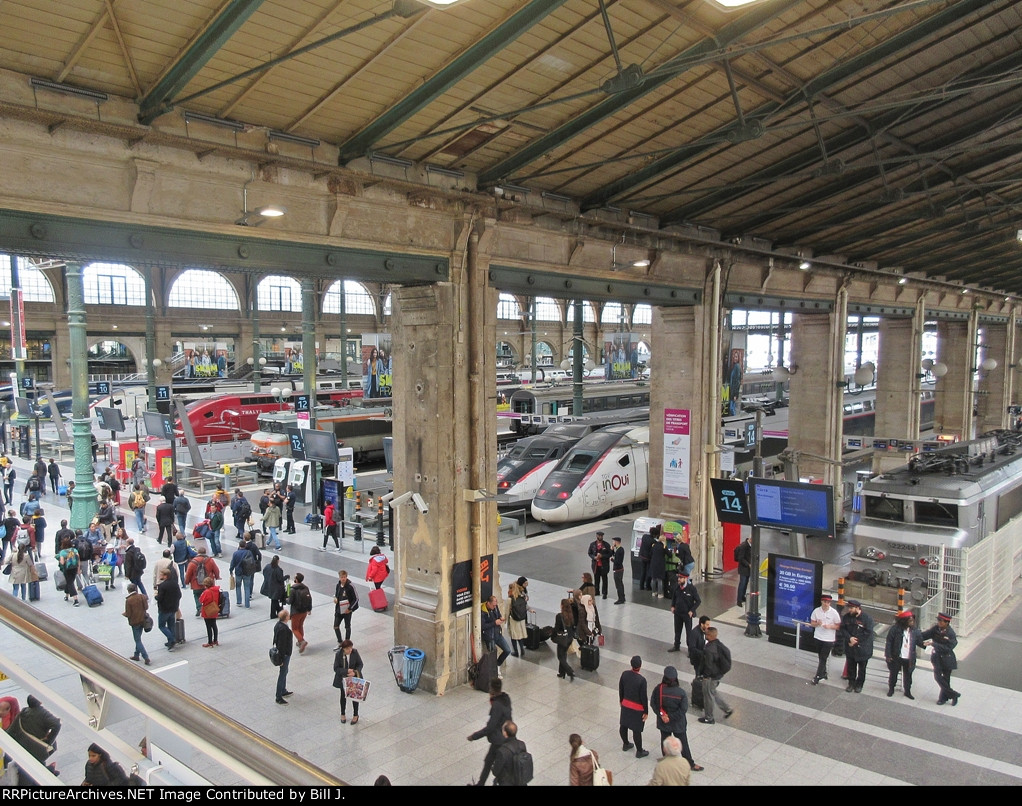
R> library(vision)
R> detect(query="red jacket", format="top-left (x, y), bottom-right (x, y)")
top-left (324, 503), bottom-right (336, 527)
top-left (366, 553), bottom-right (389, 584)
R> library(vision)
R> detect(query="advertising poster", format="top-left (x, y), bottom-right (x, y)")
top-left (362, 333), bottom-right (393, 398)
top-left (723, 345), bottom-right (745, 417)
top-left (604, 331), bottom-right (640, 380)
top-left (451, 553), bottom-right (494, 614)
top-left (663, 408), bottom-right (690, 498)
top-left (766, 553), bottom-right (822, 648)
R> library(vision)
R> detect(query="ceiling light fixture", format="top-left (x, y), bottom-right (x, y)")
top-left (799, 260), bottom-right (811, 270)
top-left (236, 186), bottom-right (287, 226)
top-left (898, 277), bottom-right (908, 285)
top-left (30, 76), bottom-right (108, 102)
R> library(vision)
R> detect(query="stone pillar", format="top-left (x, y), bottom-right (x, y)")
top-left (974, 319), bottom-right (1009, 435)
top-left (647, 304), bottom-right (713, 575)
top-left (872, 309), bottom-right (922, 473)
top-left (933, 319), bottom-right (975, 440)
top-left (786, 302), bottom-right (846, 497)
top-left (144, 268), bottom-right (158, 411)
top-left (390, 221), bottom-right (496, 695)
top-left (65, 262), bottom-right (98, 530)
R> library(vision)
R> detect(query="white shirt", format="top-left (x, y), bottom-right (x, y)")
top-left (900, 630), bottom-right (912, 660)
top-left (811, 605), bottom-right (841, 643)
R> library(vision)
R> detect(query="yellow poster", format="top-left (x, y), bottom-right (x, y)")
top-left (161, 456), bottom-right (173, 482)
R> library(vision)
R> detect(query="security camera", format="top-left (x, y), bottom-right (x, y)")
top-left (387, 491), bottom-right (413, 508)
top-left (379, 491), bottom-right (395, 505)
top-left (411, 493), bottom-right (429, 514)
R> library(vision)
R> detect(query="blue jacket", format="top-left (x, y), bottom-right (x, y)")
top-left (481, 603), bottom-right (505, 645)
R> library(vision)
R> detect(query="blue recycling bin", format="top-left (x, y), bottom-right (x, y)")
top-left (401, 648), bottom-right (425, 693)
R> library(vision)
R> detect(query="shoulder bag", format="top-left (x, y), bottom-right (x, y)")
top-left (142, 613), bottom-right (154, 632)
top-left (269, 646), bottom-right (283, 666)
top-left (592, 754), bottom-right (612, 786)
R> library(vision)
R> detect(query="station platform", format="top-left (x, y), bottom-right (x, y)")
top-left (1, 451), bottom-right (1021, 786)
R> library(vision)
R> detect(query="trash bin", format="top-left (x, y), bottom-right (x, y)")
top-left (388, 645), bottom-right (408, 690)
top-left (402, 648), bottom-right (426, 693)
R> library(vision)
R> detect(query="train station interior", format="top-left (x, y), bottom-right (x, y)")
top-left (2, 0), bottom-right (1022, 787)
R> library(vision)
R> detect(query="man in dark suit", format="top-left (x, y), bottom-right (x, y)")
top-left (273, 609), bottom-right (294, 704)
top-left (668, 572), bottom-right (701, 653)
top-left (611, 536), bottom-right (626, 604)
top-left (587, 531), bottom-right (613, 599)
top-left (467, 678), bottom-right (513, 786)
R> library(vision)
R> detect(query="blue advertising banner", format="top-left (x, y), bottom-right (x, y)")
top-left (766, 553), bottom-right (822, 649)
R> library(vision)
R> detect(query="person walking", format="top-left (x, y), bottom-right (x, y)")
top-left (619, 655), bottom-right (650, 758)
top-left (467, 677), bottom-right (512, 786)
top-left (568, 733), bottom-right (600, 786)
top-left (587, 531), bottom-right (612, 599)
top-left (230, 490), bottom-right (252, 540)
top-left (365, 545), bottom-right (389, 589)
top-left (198, 576), bottom-right (221, 647)
top-left (809, 593), bottom-right (842, 685)
top-left (261, 555), bottom-right (288, 619)
top-left (272, 609), bottom-right (294, 704)
top-left (491, 721), bottom-right (529, 787)
top-left (333, 639), bottom-right (364, 724)
top-left (333, 569), bottom-right (359, 647)
top-left (322, 499), bottom-right (339, 550)
top-left (155, 498), bottom-right (175, 547)
top-left (173, 492), bottom-right (191, 536)
top-left (885, 610), bottom-right (923, 699)
top-left (57, 537), bottom-right (81, 606)
top-left (650, 665), bottom-right (702, 771)
top-left (207, 499), bottom-right (225, 558)
top-left (287, 572), bottom-right (313, 653)
top-left (649, 529), bottom-right (667, 598)
top-left (123, 538), bottom-right (148, 597)
top-left (154, 568), bottom-right (182, 652)
top-left (734, 535), bottom-right (752, 606)
top-left (172, 530), bottom-right (196, 586)
top-left (263, 497), bottom-right (282, 550)
top-left (160, 475), bottom-right (179, 505)
top-left (921, 612), bottom-right (961, 705)
top-left (610, 536), bottom-right (626, 604)
top-left (47, 458), bottom-right (61, 495)
top-left (577, 593), bottom-right (601, 646)
top-left (122, 583), bottom-right (151, 666)
top-left (698, 627), bottom-right (734, 724)
top-left (229, 537), bottom-right (257, 608)
top-left (8, 543), bottom-right (34, 601)
top-left (668, 572), bottom-right (701, 653)
top-left (554, 598), bottom-right (576, 681)
top-left (840, 600), bottom-right (875, 694)
top-left (129, 483), bottom-right (150, 534)
top-left (284, 485), bottom-right (296, 534)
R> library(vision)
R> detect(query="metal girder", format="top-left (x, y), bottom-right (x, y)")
top-left (337, 0), bottom-right (569, 163)
top-left (602, 0), bottom-right (993, 218)
top-left (488, 264), bottom-right (700, 307)
top-left (722, 292), bottom-right (833, 313)
top-left (846, 302), bottom-right (915, 317)
top-left (138, 0), bottom-right (267, 124)
top-left (0, 208), bottom-right (449, 282)
top-left (478, 0), bottom-right (801, 187)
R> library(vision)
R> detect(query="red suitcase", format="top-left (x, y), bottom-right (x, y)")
top-left (369, 587), bottom-right (388, 612)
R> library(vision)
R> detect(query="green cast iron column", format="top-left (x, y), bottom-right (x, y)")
top-left (66, 261), bottom-right (98, 530)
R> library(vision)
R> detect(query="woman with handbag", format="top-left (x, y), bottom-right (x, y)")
top-left (554, 598), bottom-right (576, 681)
top-left (333, 639), bottom-right (364, 724)
top-left (506, 580), bottom-right (529, 657)
top-left (261, 556), bottom-right (287, 620)
top-left (8, 543), bottom-right (34, 601)
top-left (568, 733), bottom-right (602, 785)
top-left (198, 576), bottom-right (221, 647)
top-left (650, 665), bottom-right (702, 772)
top-left (333, 569), bottom-right (358, 647)
top-left (577, 593), bottom-right (602, 645)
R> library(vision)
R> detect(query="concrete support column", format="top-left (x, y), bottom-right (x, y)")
top-left (933, 319), bottom-right (975, 440)
top-left (390, 220), bottom-right (496, 695)
top-left (648, 303), bottom-right (713, 575)
top-left (66, 262), bottom-right (98, 530)
top-left (974, 319), bottom-right (1009, 434)
top-left (144, 268), bottom-right (158, 411)
top-left (872, 309), bottom-right (922, 473)
top-left (786, 304), bottom-right (846, 495)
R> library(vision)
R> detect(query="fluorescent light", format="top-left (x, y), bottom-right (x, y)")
top-left (256, 205), bottom-right (286, 217)
top-left (632, 260), bottom-right (650, 268)
top-left (30, 77), bottom-right (108, 101)
top-left (707, 0), bottom-right (767, 9)
top-left (268, 130), bottom-right (321, 148)
top-left (183, 111), bottom-right (245, 131)
top-left (370, 152), bottom-right (413, 168)
top-left (799, 260), bottom-right (811, 270)
top-left (898, 277), bottom-right (908, 285)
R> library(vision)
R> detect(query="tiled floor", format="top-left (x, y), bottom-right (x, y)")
top-left (2, 453), bottom-right (1021, 786)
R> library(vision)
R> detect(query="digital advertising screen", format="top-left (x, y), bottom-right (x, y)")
top-left (285, 427), bottom-right (306, 460)
top-left (766, 553), bottom-right (822, 649)
top-left (748, 478), bottom-right (835, 537)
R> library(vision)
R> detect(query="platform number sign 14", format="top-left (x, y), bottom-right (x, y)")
top-left (709, 478), bottom-right (751, 525)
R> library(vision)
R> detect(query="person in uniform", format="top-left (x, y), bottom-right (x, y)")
top-left (885, 610), bottom-right (923, 699)
top-left (587, 531), bottom-right (612, 599)
top-left (921, 612), bottom-right (960, 705)
top-left (618, 654), bottom-right (650, 759)
top-left (611, 536), bottom-right (626, 605)
top-left (668, 572), bottom-right (700, 653)
top-left (840, 600), bottom-right (875, 693)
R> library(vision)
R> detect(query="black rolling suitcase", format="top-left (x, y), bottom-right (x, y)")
top-left (580, 642), bottom-right (600, 671)
top-left (525, 610), bottom-right (541, 650)
top-left (472, 648), bottom-right (497, 692)
top-left (28, 580), bottom-right (40, 601)
top-left (691, 677), bottom-right (705, 710)
top-left (174, 618), bottom-right (186, 644)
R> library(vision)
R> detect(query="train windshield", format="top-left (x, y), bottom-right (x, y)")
top-left (864, 495), bottom-right (903, 521)
top-left (914, 500), bottom-right (958, 527)
top-left (256, 417), bottom-right (288, 434)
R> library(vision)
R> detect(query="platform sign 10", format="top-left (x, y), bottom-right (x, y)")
top-left (709, 477), bottom-right (751, 525)
top-left (96, 381), bottom-right (110, 396)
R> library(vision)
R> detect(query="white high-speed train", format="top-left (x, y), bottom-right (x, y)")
top-left (530, 424), bottom-right (650, 525)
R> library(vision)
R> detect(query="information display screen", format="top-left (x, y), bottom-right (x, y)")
top-left (142, 411), bottom-right (174, 439)
top-left (766, 553), bottom-right (822, 649)
top-left (709, 478), bottom-right (750, 525)
top-left (95, 406), bottom-right (126, 432)
top-left (748, 478), bottom-right (835, 536)
top-left (301, 428), bottom-right (339, 463)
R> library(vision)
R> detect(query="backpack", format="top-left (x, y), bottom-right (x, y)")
top-left (733, 545), bottom-right (741, 563)
top-left (510, 595), bottom-right (528, 622)
top-left (108, 477), bottom-right (120, 493)
top-left (132, 491), bottom-right (146, 509)
top-left (241, 551), bottom-right (259, 577)
top-left (76, 538), bottom-right (93, 563)
top-left (17, 529), bottom-right (30, 548)
top-left (28, 476), bottom-right (40, 492)
top-left (64, 548), bottom-right (79, 570)
top-left (511, 746), bottom-right (534, 786)
top-left (135, 550), bottom-right (147, 571)
top-left (237, 500), bottom-right (252, 520)
top-left (193, 558), bottom-right (209, 586)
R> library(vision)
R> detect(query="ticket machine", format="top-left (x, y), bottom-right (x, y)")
top-left (108, 440), bottom-right (139, 488)
top-left (288, 460), bottom-right (313, 504)
top-left (272, 457), bottom-right (293, 488)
